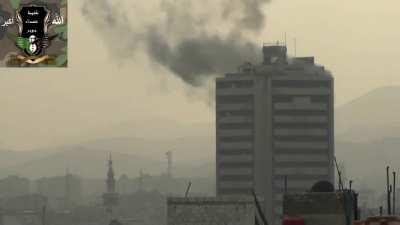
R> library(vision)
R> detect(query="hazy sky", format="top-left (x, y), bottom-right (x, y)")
top-left (0, 0), bottom-right (399, 150)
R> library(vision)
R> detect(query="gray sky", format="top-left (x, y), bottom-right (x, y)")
top-left (0, 0), bottom-right (399, 150)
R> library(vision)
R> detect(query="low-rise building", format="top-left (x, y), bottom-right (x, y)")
top-left (283, 191), bottom-right (357, 225)
top-left (167, 197), bottom-right (258, 225)
top-left (0, 176), bottom-right (30, 198)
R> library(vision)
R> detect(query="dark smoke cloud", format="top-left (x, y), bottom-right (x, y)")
top-left (82, 0), bottom-right (270, 86)
top-left (147, 30), bottom-right (259, 86)
top-left (222, 0), bottom-right (270, 32)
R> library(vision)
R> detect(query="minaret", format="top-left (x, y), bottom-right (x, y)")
top-left (107, 154), bottom-right (116, 193)
top-left (103, 153), bottom-right (119, 221)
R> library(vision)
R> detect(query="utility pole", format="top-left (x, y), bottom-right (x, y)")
top-left (394, 171), bottom-right (397, 215)
top-left (387, 166), bottom-right (392, 215)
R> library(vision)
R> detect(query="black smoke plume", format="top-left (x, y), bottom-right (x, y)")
top-left (82, 0), bottom-right (270, 86)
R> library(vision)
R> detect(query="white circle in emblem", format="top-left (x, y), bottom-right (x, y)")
top-left (29, 44), bottom-right (37, 53)
top-left (29, 35), bottom-right (37, 44)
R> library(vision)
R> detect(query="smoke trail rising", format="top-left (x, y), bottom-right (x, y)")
top-left (82, 0), bottom-right (270, 86)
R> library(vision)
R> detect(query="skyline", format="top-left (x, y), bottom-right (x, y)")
top-left (0, 0), bottom-right (400, 150)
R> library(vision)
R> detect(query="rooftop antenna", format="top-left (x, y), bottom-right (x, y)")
top-left (108, 152), bottom-right (112, 168)
top-left (184, 181), bottom-right (192, 198)
top-left (334, 157), bottom-right (344, 191)
top-left (284, 32), bottom-right (287, 46)
top-left (139, 169), bottom-right (144, 191)
top-left (166, 151), bottom-right (172, 178)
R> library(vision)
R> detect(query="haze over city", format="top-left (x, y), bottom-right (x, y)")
top-left (1, 1), bottom-right (400, 225)
top-left (0, 0), bottom-right (398, 150)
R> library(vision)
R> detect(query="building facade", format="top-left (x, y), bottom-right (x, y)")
top-left (216, 44), bottom-right (335, 225)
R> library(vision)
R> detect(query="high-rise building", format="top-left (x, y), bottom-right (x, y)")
top-left (216, 44), bottom-right (334, 225)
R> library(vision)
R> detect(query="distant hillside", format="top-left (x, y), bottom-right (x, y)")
top-left (88, 118), bottom-right (214, 146)
top-left (0, 148), bottom-right (160, 178)
top-left (336, 86), bottom-right (400, 142)
top-left (335, 138), bottom-right (400, 191)
top-left (78, 135), bottom-right (215, 163)
top-left (0, 149), bottom-right (56, 168)
top-left (0, 136), bottom-right (215, 179)
top-left (1, 86), bottom-right (400, 191)
top-left (334, 86), bottom-right (400, 191)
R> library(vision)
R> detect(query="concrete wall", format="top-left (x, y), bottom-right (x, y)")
top-left (167, 197), bottom-right (256, 225)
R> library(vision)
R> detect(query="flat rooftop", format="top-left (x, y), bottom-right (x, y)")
top-left (167, 196), bottom-right (259, 205)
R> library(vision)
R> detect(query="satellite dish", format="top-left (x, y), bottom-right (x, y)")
top-left (311, 180), bottom-right (334, 192)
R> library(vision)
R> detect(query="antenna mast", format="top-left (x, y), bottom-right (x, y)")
top-left (166, 151), bottom-right (172, 178)
top-left (139, 169), bottom-right (144, 191)
top-left (284, 32), bottom-right (287, 46)
top-left (334, 157), bottom-right (344, 191)
top-left (185, 181), bottom-right (192, 198)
